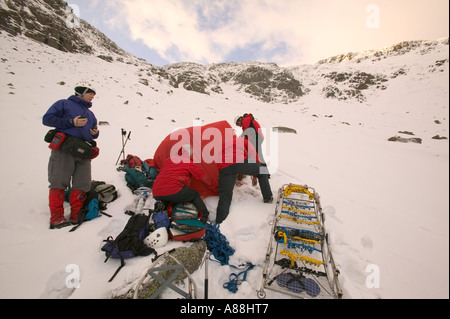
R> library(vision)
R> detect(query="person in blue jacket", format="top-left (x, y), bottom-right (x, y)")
top-left (43, 82), bottom-right (100, 229)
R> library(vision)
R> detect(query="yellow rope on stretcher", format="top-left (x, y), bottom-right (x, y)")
top-left (280, 250), bottom-right (324, 268)
top-left (282, 205), bottom-right (316, 215)
top-left (283, 185), bottom-right (314, 200)
top-left (277, 231), bottom-right (288, 244)
top-left (277, 231), bottom-right (322, 246)
top-left (280, 214), bottom-right (320, 225)
top-left (291, 236), bottom-right (322, 246)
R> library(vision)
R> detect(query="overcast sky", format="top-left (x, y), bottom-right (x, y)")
top-left (67, 0), bottom-right (449, 67)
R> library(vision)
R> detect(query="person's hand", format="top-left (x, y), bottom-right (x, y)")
top-left (90, 125), bottom-right (99, 136)
top-left (74, 116), bottom-right (87, 127)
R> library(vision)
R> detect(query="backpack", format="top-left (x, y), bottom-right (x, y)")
top-left (64, 188), bottom-right (100, 221)
top-left (82, 191), bottom-right (100, 221)
top-left (167, 203), bottom-right (205, 242)
top-left (170, 219), bottom-right (206, 242)
top-left (91, 180), bottom-right (118, 204)
top-left (120, 154), bottom-right (143, 168)
top-left (101, 213), bottom-right (157, 282)
top-left (123, 167), bottom-right (151, 191)
top-left (170, 203), bottom-right (199, 220)
top-left (142, 159), bottom-right (159, 179)
top-left (153, 211), bottom-right (170, 230)
top-left (68, 189), bottom-right (101, 232)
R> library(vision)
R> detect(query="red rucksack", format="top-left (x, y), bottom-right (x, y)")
top-left (167, 203), bottom-right (205, 242)
top-left (120, 154), bottom-right (143, 168)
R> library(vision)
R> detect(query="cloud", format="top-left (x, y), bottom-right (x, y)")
top-left (103, 0), bottom-right (449, 66)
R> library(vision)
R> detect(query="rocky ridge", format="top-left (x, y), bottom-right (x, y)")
top-left (1, 0), bottom-right (448, 104)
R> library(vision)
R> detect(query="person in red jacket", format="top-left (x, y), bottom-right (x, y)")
top-left (216, 136), bottom-right (273, 224)
top-left (235, 113), bottom-right (266, 165)
top-left (152, 145), bottom-right (215, 223)
top-left (235, 113), bottom-right (268, 185)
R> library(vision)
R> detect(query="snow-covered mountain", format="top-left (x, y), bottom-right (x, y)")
top-left (2, 0), bottom-right (448, 105)
top-left (0, 0), bottom-right (448, 300)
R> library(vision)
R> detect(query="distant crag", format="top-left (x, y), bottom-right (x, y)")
top-left (0, 0), bottom-right (127, 57)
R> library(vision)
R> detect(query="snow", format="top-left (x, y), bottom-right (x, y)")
top-left (0, 32), bottom-right (448, 299)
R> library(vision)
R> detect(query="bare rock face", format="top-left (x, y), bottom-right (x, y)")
top-left (0, 0), bottom-right (126, 56)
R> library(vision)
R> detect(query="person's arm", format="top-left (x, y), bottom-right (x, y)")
top-left (42, 100), bottom-right (74, 129)
top-left (188, 164), bottom-right (217, 189)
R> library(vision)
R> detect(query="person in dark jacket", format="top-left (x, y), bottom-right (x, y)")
top-left (152, 145), bottom-right (216, 223)
top-left (216, 136), bottom-right (273, 224)
top-left (43, 82), bottom-right (99, 229)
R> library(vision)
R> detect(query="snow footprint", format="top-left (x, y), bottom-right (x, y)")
top-left (360, 235), bottom-right (374, 249)
top-left (40, 268), bottom-right (78, 299)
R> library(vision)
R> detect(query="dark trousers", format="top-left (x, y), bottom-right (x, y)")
top-left (154, 187), bottom-right (210, 218)
top-left (216, 162), bottom-right (272, 223)
top-left (48, 149), bottom-right (91, 192)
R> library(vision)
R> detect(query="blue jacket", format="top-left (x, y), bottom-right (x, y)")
top-left (43, 95), bottom-right (99, 141)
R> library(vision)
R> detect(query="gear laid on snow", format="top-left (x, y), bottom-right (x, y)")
top-left (203, 223), bottom-right (234, 265)
top-left (144, 227), bottom-right (168, 249)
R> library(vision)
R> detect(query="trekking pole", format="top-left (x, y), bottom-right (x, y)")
top-left (120, 128), bottom-right (126, 156)
top-left (204, 252), bottom-right (210, 299)
top-left (115, 130), bottom-right (131, 165)
top-left (116, 129), bottom-right (126, 165)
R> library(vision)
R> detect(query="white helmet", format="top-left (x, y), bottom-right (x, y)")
top-left (74, 81), bottom-right (96, 96)
top-left (144, 227), bottom-right (168, 249)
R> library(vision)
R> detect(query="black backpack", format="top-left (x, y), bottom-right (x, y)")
top-left (101, 213), bottom-right (157, 282)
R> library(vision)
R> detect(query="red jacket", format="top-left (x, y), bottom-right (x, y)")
top-left (152, 157), bottom-right (213, 196)
top-left (218, 136), bottom-right (260, 170)
top-left (241, 114), bottom-right (264, 143)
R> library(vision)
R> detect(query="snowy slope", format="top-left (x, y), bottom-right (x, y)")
top-left (0, 32), bottom-right (448, 299)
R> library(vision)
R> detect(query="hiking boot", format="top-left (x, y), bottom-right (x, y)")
top-left (50, 217), bottom-right (71, 229)
top-left (69, 218), bottom-right (80, 225)
top-left (49, 188), bottom-right (66, 228)
top-left (263, 196), bottom-right (273, 204)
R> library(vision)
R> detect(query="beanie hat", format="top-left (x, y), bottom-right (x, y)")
top-left (74, 81), bottom-right (96, 96)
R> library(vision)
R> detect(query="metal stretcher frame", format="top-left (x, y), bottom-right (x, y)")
top-left (257, 184), bottom-right (343, 299)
